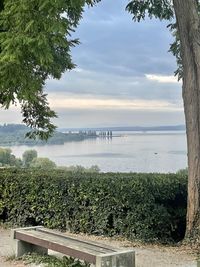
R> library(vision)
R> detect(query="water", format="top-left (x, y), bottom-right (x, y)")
top-left (8, 131), bottom-right (187, 173)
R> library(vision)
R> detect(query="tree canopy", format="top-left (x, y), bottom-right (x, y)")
top-left (30, 157), bottom-right (56, 169)
top-left (0, 147), bottom-right (22, 167)
top-left (0, 0), bottom-right (99, 139)
top-left (22, 149), bottom-right (37, 167)
top-left (126, 0), bottom-right (174, 21)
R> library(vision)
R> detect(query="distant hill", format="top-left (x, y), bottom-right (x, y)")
top-left (59, 125), bottom-right (186, 132)
top-left (0, 124), bottom-right (28, 133)
top-left (0, 124), bottom-right (96, 146)
top-left (0, 124), bottom-right (185, 146)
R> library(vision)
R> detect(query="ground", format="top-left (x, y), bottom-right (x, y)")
top-left (0, 228), bottom-right (198, 267)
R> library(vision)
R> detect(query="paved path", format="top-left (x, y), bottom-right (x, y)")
top-left (0, 228), bottom-right (198, 267)
top-left (0, 228), bottom-right (27, 267)
top-left (0, 228), bottom-right (13, 257)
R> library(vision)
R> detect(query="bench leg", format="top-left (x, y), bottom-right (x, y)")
top-left (96, 251), bottom-right (135, 267)
top-left (15, 240), bottom-right (48, 257)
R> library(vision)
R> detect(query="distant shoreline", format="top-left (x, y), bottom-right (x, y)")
top-left (0, 124), bottom-right (186, 147)
top-left (59, 125), bottom-right (186, 133)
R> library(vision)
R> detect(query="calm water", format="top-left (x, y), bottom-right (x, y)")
top-left (9, 131), bottom-right (187, 173)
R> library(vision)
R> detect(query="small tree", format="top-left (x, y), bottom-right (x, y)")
top-left (87, 165), bottom-right (100, 173)
top-left (30, 157), bottom-right (56, 169)
top-left (22, 150), bottom-right (38, 167)
top-left (0, 147), bottom-right (22, 167)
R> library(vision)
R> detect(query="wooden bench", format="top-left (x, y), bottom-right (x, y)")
top-left (12, 226), bottom-right (135, 267)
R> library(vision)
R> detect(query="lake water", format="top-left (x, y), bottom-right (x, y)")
top-left (9, 131), bottom-right (187, 173)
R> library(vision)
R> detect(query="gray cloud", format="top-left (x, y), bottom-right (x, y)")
top-left (1, 0), bottom-right (184, 127)
top-left (45, 0), bottom-right (181, 108)
top-left (71, 0), bottom-right (176, 77)
top-left (53, 108), bottom-right (185, 128)
top-left (0, 108), bottom-right (22, 124)
top-left (46, 70), bottom-right (182, 104)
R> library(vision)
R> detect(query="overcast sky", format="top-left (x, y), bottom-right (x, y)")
top-left (1, 0), bottom-right (185, 128)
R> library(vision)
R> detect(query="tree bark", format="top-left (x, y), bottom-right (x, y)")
top-left (173, 0), bottom-right (200, 239)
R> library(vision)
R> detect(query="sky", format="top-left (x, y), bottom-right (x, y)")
top-left (0, 0), bottom-right (185, 128)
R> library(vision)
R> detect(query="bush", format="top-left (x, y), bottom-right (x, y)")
top-left (0, 147), bottom-right (22, 167)
top-left (22, 150), bottom-right (38, 167)
top-left (177, 168), bottom-right (188, 176)
top-left (30, 158), bottom-right (56, 169)
top-left (0, 169), bottom-right (187, 242)
top-left (57, 165), bottom-right (100, 173)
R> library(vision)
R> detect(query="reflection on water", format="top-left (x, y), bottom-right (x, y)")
top-left (8, 131), bottom-right (187, 173)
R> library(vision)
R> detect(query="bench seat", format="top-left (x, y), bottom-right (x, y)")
top-left (12, 226), bottom-right (135, 267)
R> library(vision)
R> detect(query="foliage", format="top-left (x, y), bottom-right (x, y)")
top-left (126, 0), bottom-right (174, 21)
top-left (19, 253), bottom-right (89, 267)
top-left (0, 146), bottom-right (100, 171)
top-left (22, 150), bottom-right (38, 167)
top-left (0, 148), bottom-right (22, 167)
top-left (58, 165), bottom-right (100, 173)
top-left (0, 124), bottom-right (94, 146)
top-left (0, 169), bottom-right (187, 242)
top-left (0, 124), bottom-right (28, 133)
top-left (0, 0), bottom-right (99, 138)
top-left (176, 168), bottom-right (188, 176)
top-left (30, 157), bottom-right (57, 169)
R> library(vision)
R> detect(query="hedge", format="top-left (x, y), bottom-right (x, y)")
top-left (0, 169), bottom-right (187, 242)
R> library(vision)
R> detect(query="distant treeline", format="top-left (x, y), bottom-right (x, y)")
top-left (60, 125), bottom-right (186, 132)
top-left (0, 147), bottom-right (100, 173)
top-left (0, 124), bottom-right (97, 146)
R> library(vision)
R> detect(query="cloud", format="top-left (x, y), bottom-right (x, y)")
top-left (0, 0), bottom-right (184, 128)
top-left (71, 1), bottom-right (176, 80)
top-left (48, 94), bottom-right (183, 111)
top-left (0, 106), bottom-right (22, 124)
top-left (72, 68), bottom-right (84, 73)
top-left (45, 0), bottom-right (181, 109)
top-left (53, 108), bottom-right (185, 128)
top-left (146, 74), bottom-right (179, 83)
top-left (46, 69), bottom-right (182, 106)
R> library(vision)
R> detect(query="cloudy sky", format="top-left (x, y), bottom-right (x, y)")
top-left (1, 0), bottom-right (185, 128)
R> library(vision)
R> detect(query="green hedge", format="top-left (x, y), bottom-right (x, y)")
top-left (0, 169), bottom-right (187, 242)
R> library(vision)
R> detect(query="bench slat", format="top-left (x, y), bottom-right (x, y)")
top-left (13, 227), bottom-right (135, 266)
top-left (16, 229), bottom-right (115, 255)
top-left (36, 228), bottom-right (118, 252)
top-left (15, 231), bottom-right (97, 264)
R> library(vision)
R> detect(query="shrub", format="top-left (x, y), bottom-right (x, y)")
top-left (176, 168), bottom-right (188, 176)
top-left (22, 150), bottom-right (38, 167)
top-left (57, 165), bottom-right (100, 173)
top-left (30, 158), bottom-right (56, 169)
top-left (0, 169), bottom-right (187, 242)
top-left (0, 147), bottom-right (22, 167)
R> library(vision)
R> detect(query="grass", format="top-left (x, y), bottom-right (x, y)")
top-left (17, 253), bottom-right (90, 267)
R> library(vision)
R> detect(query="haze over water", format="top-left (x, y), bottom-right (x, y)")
top-left (9, 131), bottom-right (187, 173)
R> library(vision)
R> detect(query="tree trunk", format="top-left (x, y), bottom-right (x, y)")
top-left (173, 0), bottom-right (200, 239)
